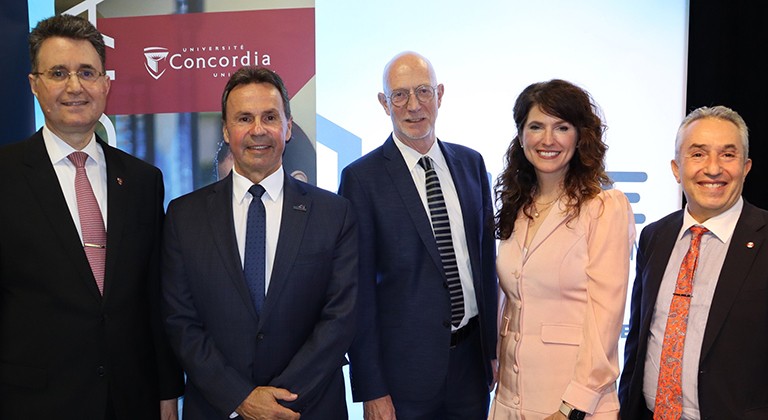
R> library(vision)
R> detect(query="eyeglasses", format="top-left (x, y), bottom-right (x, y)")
top-left (385, 84), bottom-right (438, 107)
top-left (32, 68), bottom-right (105, 84)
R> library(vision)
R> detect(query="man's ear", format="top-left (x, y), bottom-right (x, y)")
top-left (378, 92), bottom-right (392, 116)
top-left (286, 117), bottom-right (293, 143)
top-left (670, 159), bottom-right (681, 184)
top-left (29, 74), bottom-right (38, 98)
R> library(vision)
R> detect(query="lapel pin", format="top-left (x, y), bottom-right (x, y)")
top-left (292, 204), bottom-right (307, 212)
top-left (116, 177), bottom-right (124, 186)
top-left (746, 241), bottom-right (755, 249)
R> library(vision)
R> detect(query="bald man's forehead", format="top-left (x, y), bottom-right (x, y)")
top-left (383, 55), bottom-right (436, 91)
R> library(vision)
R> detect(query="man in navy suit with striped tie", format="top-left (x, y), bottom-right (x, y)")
top-left (339, 51), bottom-right (497, 419)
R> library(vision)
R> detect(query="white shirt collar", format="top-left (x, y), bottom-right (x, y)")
top-left (679, 197), bottom-right (743, 244)
top-left (232, 165), bottom-right (285, 204)
top-left (392, 133), bottom-right (447, 172)
top-left (42, 125), bottom-right (102, 166)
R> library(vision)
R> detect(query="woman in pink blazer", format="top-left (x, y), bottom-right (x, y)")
top-left (489, 80), bottom-right (635, 420)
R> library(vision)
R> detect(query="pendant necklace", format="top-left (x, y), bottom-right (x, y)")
top-left (533, 195), bottom-right (561, 218)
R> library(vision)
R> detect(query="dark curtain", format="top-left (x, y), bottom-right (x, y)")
top-left (0, 1), bottom-right (36, 145)
top-left (686, 1), bottom-right (768, 209)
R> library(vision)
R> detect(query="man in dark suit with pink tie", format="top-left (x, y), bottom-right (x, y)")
top-left (0, 14), bottom-right (183, 419)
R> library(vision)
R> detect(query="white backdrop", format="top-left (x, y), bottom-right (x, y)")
top-left (313, 1), bottom-right (688, 416)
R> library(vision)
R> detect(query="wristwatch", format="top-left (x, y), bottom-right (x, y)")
top-left (559, 402), bottom-right (586, 420)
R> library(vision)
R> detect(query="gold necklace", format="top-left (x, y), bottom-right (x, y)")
top-left (532, 195), bottom-right (561, 218)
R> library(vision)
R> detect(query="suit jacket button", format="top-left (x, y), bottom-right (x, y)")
top-left (257, 333), bottom-right (265, 340)
top-left (97, 366), bottom-right (105, 376)
top-left (443, 320), bottom-right (451, 328)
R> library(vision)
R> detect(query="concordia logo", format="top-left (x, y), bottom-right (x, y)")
top-left (143, 47), bottom-right (169, 80)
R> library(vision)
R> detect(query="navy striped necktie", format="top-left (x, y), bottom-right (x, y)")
top-left (418, 156), bottom-right (465, 327)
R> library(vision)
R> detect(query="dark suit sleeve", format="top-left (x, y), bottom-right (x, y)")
top-left (161, 200), bottom-right (255, 414)
top-left (619, 224), bottom-right (650, 411)
top-left (148, 170), bottom-right (185, 399)
top-left (269, 198), bottom-right (358, 410)
top-left (479, 155), bottom-right (498, 373)
top-left (338, 166), bottom-right (389, 402)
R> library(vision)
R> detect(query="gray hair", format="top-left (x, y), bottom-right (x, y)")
top-left (675, 105), bottom-right (749, 162)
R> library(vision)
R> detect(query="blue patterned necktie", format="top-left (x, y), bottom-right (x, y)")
top-left (244, 184), bottom-right (266, 314)
top-left (419, 156), bottom-right (465, 327)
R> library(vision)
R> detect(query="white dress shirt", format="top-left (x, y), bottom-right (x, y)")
top-left (392, 134), bottom-right (478, 330)
top-left (643, 198), bottom-right (743, 419)
top-left (231, 166), bottom-right (284, 294)
top-left (43, 125), bottom-right (108, 242)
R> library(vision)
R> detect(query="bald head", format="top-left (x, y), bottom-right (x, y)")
top-left (382, 51), bottom-right (437, 93)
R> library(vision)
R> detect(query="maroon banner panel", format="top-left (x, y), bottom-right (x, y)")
top-left (98, 8), bottom-right (315, 115)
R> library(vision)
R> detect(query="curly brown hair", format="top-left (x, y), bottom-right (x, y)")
top-left (494, 79), bottom-right (610, 240)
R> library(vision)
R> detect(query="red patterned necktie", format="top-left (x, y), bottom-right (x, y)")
top-left (654, 225), bottom-right (709, 419)
top-left (68, 152), bottom-right (107, 295)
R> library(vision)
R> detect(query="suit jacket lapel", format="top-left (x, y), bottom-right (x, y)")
top-left (382, 136), bottom-right (444, 275)
top-left (206, 174), bottom-right (258, 320)
top-left (260, 174), bottom-right (311, 325)
top-left (22, 131), bottom-right (101, 300)
top-left (522, 200), bottom-right (568, 262)
top-left (440, 142), bottom-right (482, 275)
top-left (102, 139), bottom-right (128, 299)
top-left (701, 202), bottom-right (766, 358)
top-left (640, 213), bottom-right (682, 332)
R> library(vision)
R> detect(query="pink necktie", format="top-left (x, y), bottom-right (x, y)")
top-left (68, 152), bottom-right (106, 295)
top-left (654, 225), bottom-right (708, 419)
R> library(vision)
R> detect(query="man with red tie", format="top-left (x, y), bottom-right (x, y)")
top-left (619, 106), bottom-right (768, 419)
top-left (0, 15), bottom-right (183, 419)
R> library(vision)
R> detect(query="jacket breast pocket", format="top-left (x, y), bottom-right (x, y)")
top-left (540, 323), bottom-right (582, 345)
top-left (293, 249), bottom-right (332, 266)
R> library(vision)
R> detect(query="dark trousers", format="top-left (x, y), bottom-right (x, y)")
top-left (392, 324), bottom-right (490, 420)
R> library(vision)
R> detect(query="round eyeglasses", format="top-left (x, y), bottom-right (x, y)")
top-left (385, 84), bottom-right (438, 107)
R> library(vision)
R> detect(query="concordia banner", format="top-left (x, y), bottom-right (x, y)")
top-left (91, 5), bottom-right (317, 200)
top-left (99, 9), bottom-right (314, 115)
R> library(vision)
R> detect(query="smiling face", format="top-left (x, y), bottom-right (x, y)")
top-left (672, 117), bottom-right (751, 223)
top-left (521, 105), bottom-right (578, 185)
top-left (29, 36), bottom-right (110, 149)
top-left (378, 53), bottom-right (443, 154)
top-left (223, 82), bottom-right (292, 184)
